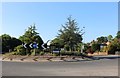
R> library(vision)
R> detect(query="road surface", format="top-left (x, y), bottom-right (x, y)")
top-left (2, 58), bottom-right (119, 76)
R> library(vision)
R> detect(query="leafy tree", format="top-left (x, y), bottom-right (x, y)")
top-left (106, 31), bottom-right (120, 54)
top-left (19, 24), bottom-right (44, 55)
top-left (1, 34), bottom-right (11, 53)
top-left (91, 43), bottom-right (100, 52)
top-left (50, 38), bottom-right (64, 48)
top-left (10, 37), bottom-right (22, 50)
top-left (107, 35), bottom-right (113, 41)
top-left (107, 38), bottom-right (120, 54)
top-left (50, 38), bottom-right (64, 52)
top-left (0, 34), bottom-right (21, 53)
top-left (97, 36), bottom-right (108, 43)
top-left (52, 16), bottom-right (83, 51)
top-left (116, 31), bottom-right (120, 39)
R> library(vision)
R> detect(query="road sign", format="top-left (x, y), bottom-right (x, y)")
top-left (23, 43), bottom-right (27, 48)
top-left (53, 50), bottom-right (60, 53)
top-left (33, 43), bottom-right (38, 48)
top-left (41, 43), bottom-right (47, 50)
top-left (22, 42), bottom-right (39, 49)
top-left (29, 43), bottom-right (33, 48)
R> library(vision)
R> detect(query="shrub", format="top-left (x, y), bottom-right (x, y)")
top-left (91, 43), bottom-right (100, 52)
top-left (14, 45), bottom-right (26, 55)
top-left (39, 51), bottom-right (45, 55)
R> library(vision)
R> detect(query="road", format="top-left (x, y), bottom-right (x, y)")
top-left (2, 58), bottom-right (119, 76)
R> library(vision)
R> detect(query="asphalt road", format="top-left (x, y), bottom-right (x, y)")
top-left (2, 58), bottom-right (119, 76)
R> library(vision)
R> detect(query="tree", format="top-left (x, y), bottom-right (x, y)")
top-left (116, 31), bottom-right (120, 39)
top-left (91, 43), bottom-right (100, 52)
top-left (106, 31), bottom-right (120, 54)
top-left (107, 38), bottom-right (119, 54)
top-left (77, 43), bottom-right (89, 53)
top-left (19, 24), bottom-right (44, 55)
top-left (1, 34), bottom-right (11, 53)
top-left (0, 34), bottom-right (22, 53)
top-left (97, 36), bottom-right (108, 43)
top-left (10, 37), bottom-right (22, 50)
top-left (107, 35), bottom-right (113, 41)
top-left (51, 16), bottom-right (83, 51)
top-left (50, 38), bottom-right (64, 51)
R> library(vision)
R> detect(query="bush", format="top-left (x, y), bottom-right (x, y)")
top-left (39, 51), bottom-right (45, 55)
top-left (107, 38), bottom-right (120, 54)
top-left (30, 49), bottom-right (41, 56)
top-left (31, 51), bottom-right (35, 56)
top-left (91, 43), bottom-right (100, 52)
top-left (53, 53), bottom-right (59, 56)
top-left (14, 45), bottom-right (26, 55)
top-left (60, 51), bottom-right (66, 56)
top-left (60, 51), bottom-right (82, 56)
top-left (74, 52), bottom-right (81, 56)
top-left (108, 44), bottom-right (117, 54)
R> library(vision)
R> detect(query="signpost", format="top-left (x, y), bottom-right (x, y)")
top-left (22, 40), bottom-right (50, 55)
top-left (23, 42), bottom-right (38, 49)
top-left (23, 42), bottom-right (39, 56)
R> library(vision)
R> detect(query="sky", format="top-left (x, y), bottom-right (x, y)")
top-left (1, 2), bottom-right (118, 43)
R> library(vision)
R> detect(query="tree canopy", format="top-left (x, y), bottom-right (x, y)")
top-left (0, 34), bottom-right (22, 53)
top-left (51, 16), bottom-right (83, 51)
top-left (18, 24), bottom-right (44, 55)
top-left (116, 31), bottom-right (120, 39)
top-left (97, 36), bottom-right (108, 43)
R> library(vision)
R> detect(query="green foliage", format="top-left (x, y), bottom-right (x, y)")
top-left (77, 43), bottom-right (89, 52)
top-left (50, 38), bottom-right (64, 49)
top-left (107, 35), bottom-right (113, 41)
top-left (31, 51), bottom-right (36, 56)
top-left (51, 16), bottom-right (83, 51)
top-left (30, 49), bottom-right (42, 56)
top-left (60, 51), bottom-right (73, 56)
top-left (0, 34), bottom-right (11, 53)
top-left (60, 51), bottom-right (82, 56)
top-left (39, 51), bottom-right (45, 55)
top-left (116, 31), bottom-right (120, 39)
top-left (19, 24), bottom-right (44, 55)
top-left (97, 36), bottom-right (108, 43)
top-left (1, 18), bottom-right (120, 56)
top-left (108, 38), bottom-right (120, 54)
top-left (14, 45), bottom-right (26, 55)
top-left (1, 34), bottom-right (22, 53)
top-left (91, 43), bottom-right (100, 52)
top-left (19, 24), bottom-right (43, 47)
